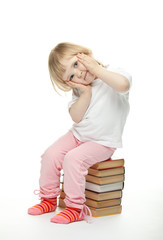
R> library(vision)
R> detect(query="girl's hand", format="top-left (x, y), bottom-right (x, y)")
top-left (66, 81), bottom-right (91, 94)
top-left (77, 53), bottom-right (101, 76)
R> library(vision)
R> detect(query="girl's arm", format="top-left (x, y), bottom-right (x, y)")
top-left (77, 53), bottom-right (130, 93)
top-left (67, 82), bottom-right (92, 123)
top-left (96, 66), bottom-right (130, 93)
top-left (69, 90), bottom-right (92, 123)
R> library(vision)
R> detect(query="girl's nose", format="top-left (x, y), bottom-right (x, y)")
top-left (77, 70), bottom-right (83, 78)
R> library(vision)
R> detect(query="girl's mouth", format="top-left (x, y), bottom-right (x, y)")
top-left (84, 71), bottom-right (88, 80)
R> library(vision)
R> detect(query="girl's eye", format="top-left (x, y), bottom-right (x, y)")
top-left (69, 62), bottom-right (77, 80)
top-left (70, 74), bottom-right (74, 80)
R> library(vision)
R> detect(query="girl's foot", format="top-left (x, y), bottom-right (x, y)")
top-left (28, 198), bottom-right (57, 215)
top-left (50, 206), bottom-right (82, 224)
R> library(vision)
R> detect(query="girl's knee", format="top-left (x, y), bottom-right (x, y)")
top-left (41, 146), bottom-right (51, 159)
top-left (41, 146), bottom-right (65, 170)
top-left (41, 146), bottom-right (57, 164)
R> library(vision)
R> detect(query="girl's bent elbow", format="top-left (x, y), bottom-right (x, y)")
top-left (120, 78), bottom-right (130, 92)
top-left (73, 119), bottom-right (81, 124)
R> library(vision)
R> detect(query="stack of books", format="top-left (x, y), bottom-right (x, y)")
top-left (58, 158), bottom-right (125, 217)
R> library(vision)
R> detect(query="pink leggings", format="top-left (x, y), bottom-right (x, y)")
top-left (37, 130), bottom-right (116, 209)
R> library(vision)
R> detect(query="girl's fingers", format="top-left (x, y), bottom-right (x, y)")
top-left (77, 56), bottom-right (83, 61)
top-left (77, 53), bottom-right (83, 56)
top-left (67, 81), bottom-right (74, 84)
top-left (67, 81), bottom-right (73, 84)
top-left (66, 81), bottom-right (77, 88)
top-left (77, 53), bottom-right (85, 60)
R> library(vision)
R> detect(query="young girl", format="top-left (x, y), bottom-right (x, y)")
top-left (28, 42), bottom-right (132, 224)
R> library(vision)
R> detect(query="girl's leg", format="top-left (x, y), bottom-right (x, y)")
top-left (51, 141), bottom-right (116, 223)
top-left (63, 141), bottom-right (116, 208)
top-left (28, 130), bottom-right (82, 215)
top-left (38, 130), bottom-right (82, 199)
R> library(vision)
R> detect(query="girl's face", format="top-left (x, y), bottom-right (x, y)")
top-left (61, 55), bottom-right (97, 85)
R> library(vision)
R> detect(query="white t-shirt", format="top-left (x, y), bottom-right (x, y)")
top-left (67, 65), bottom-right (132, 148)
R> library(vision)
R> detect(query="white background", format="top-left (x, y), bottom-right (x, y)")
top-left (0, 0), bottom-right (163, 239)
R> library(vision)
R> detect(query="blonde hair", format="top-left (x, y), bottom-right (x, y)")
top-left (48, 42), bottom-right (105, 96)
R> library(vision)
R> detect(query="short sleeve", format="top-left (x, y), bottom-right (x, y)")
top-left (107, 65), bottom-right (132, 95)
top-left (67, 89), bottom-right (80, 110)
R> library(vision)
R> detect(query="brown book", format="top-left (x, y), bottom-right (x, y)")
top-left (85, 189), bottom-right (122, 201)
top-left (58, 197), bottom-right (122, 217)
top-left (88, 167), bottom-right (125, 177)
top-left (59, 191), bottom-right (121, 208)
top-left (88, 205), bottom-right (122, 217)
top-left (86, 174), bottom-right (125, 185)
top-left (90, 158), bottom-right (125, 170)
top-left (85, 198), bottom-right (121, 208)
top-left (60, 188), bottom-right (122, 201)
